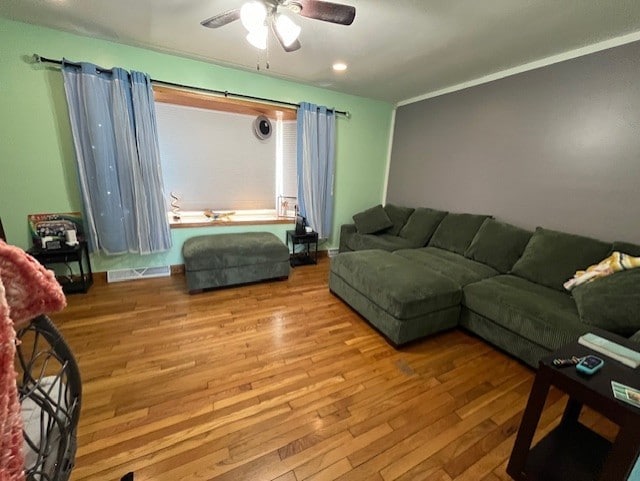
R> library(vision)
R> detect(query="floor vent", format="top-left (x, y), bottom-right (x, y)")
top-left (327, 248), bottom-right (339, 258)
top-left (107, 266), bottom-right (171, 283)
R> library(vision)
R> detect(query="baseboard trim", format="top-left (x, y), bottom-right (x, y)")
top-left (171, 264), bottom-right (185, 275)
top-left (92, 254), bottom-right (328, 280)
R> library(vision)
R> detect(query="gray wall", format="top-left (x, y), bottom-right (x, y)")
top-left (387, 40), bottom-right (640, 244)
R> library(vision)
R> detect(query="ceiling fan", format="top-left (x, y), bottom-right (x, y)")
top-left (200, 0), bottom-right (356, 53)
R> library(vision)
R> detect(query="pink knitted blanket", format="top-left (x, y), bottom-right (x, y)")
top-left (0, 240), bottom-right (66, 481)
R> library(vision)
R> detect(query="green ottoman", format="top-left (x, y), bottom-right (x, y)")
top-left (329, 250), bottom-right (462, 345)
top-left (183, 232), bottom-right (290, 293)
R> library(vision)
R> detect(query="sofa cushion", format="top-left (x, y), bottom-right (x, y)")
top-left (428, 213), bottom-right (491, 255)
top-left (384, 204), bottom-right (415, 236)
top-left (346, 233), bottom-right (417, 252)
top-left (463, 275), bottom-right (585, 350)
top-left (395, 247), bottom-right (499, 287)
top-left (613, 241), bottom-right (640, 257)
top-left (511, 227), bottom-right (611, 292)
top-left (353, 204), bottom-right (393, 234)
top-left (339, 224), bottom-right (357, 253)
top-left (572, 269), bottom-right (640, 336)
top-left (464, 219), bottom-right (532, 274)
top-left (398, 207), bottom-right (447, 246)
top-left (331, 250), bottom-right (461, 319)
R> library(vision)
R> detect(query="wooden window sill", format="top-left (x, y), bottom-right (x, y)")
top-left (168, 211), bottom-right (294, 229)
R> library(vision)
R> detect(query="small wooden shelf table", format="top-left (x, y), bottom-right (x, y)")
top-left (286, 229), bottom-right (319, 267)
top-left (507, 331), bottom-right (640, 481)
top-left (28, 242), bottom-right (93, 294)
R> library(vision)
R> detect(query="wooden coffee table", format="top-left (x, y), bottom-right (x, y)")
top-left (507, 330), bottom-right (640, 481)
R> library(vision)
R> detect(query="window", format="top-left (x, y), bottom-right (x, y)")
top-left (276, 118), bottom-right (298, 216)
top-left (153, 87), bottom-right (297, 217)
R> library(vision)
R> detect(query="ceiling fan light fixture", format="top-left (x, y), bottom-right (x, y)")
top-left (287, 2), bottom-right (303, 14)
top-left (240, 1), bottom-right (267, 32)
top-left (246, 25), bottom-right (268, 49)
top-left (274, 14), bottom-right (301, 47)
top-left (200, 0), bottom-right (355, 54)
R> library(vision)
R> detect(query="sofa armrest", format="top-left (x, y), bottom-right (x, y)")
top-left (339, 224), bottom-right (357, 253)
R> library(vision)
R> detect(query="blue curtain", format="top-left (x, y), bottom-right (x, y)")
top-left (296, 103), bottom-right (336, 239)
top-left (62, 62), bottom-right (171, 255)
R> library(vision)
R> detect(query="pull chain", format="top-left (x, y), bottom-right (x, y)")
top-left (255, 22), bottom-right (270, 71)
top-left (265, 32), bottom-right (270, 70)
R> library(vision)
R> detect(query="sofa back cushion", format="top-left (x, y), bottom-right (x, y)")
top-left (384, 204), bottom-right (415, 236)
top-left (613, 241), bottom-right (640, 257)
top-left (511, 227), bottom-right (612, 291)
top-left (464, 219), bottom-right (532, 273)
top-left (398, 208), bottom-right (447, 246)
top-left (352, 204), bottom-right (393, 234)
top-left (346, 233), bottom-right (415, 252)
top-left (428, 213), bottom-right (491, 255)
top-left (572, 269), bottom-right (640, 336)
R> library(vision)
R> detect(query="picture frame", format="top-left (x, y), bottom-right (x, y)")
top-left (278, 196), bottom-right (297, 218)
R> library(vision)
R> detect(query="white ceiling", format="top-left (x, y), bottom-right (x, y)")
top-left (2, 0), bottom-right (640, 103)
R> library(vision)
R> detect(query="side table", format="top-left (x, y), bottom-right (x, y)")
top-left (507, 330), bottom-right (640, 481)
top-left (28, 242), bottom-right (93, 294)
top-left (286, 229), bottom-right (319, 267)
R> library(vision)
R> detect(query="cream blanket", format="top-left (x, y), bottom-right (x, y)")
top-left (564, 251), bottom-right (640, 291)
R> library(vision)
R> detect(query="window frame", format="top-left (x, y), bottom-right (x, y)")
top-left (153, 86), bottom-right (297, 227)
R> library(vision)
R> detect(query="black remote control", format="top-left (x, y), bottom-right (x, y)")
top-left (552, 356), bottom-right (581, 367)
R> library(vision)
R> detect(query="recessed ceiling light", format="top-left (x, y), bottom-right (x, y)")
top-left (332, 62), bottom-right (347, 72)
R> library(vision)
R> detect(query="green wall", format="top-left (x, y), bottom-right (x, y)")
top-left (0, 18), bottom-right (393, 271)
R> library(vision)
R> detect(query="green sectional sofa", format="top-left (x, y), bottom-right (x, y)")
top-left (330, 205), bottom-right (640, 367)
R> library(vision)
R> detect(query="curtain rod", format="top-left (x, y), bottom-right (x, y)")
top-left (33, 54), bottom-right (350, 118)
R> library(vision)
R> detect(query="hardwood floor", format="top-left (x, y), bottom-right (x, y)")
top-left (50, 258), bottom-right (617, 481)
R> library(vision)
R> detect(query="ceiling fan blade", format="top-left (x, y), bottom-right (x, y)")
top-left (296, 0), bottom-right (355, 25)
top-left (271, 21), bottom-right (302, 52)
top-left (201, 9), bottom-right (241, 28)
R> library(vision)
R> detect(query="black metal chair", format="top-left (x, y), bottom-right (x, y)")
top-left (16, 315), bottom-right (81, 481)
